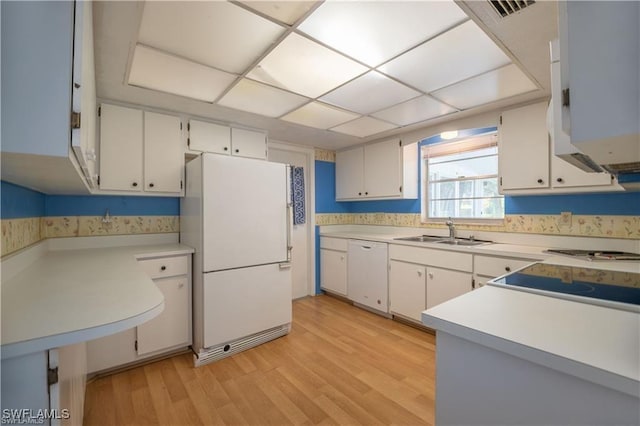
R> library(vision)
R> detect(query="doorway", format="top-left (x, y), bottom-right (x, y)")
top-left (268, 142), bottom-right (315, 299)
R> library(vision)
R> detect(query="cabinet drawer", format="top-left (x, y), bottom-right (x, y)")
top-left (138, 256), bottom-right (189, 279)
top-left (474, 255), bottom-right (535, 278)
top-left (320, 237), bottom-right (348, 251)
top-left (389, 244), bottom-right (472, 272)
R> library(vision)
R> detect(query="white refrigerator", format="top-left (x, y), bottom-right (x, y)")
top-left (181, 153), bottom-right (292, 367)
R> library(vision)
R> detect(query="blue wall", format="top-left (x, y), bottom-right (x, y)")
top-left (314, 155), bottom-right (640, 217)
top-left (1, 181), bottom-right (46, 218)
top-left (1, 181), bottom-right (180, 219)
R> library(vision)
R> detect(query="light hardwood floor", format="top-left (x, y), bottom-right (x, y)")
top-left (83, 295), bottom-right (436, 425)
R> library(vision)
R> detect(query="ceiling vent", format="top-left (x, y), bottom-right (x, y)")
top-left (489, 0), bottom-right (535, 18)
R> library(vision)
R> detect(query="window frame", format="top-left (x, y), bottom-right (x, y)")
top-left (420, 128), bottom-right (504, 224)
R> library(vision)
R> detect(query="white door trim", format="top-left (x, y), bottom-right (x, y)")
top-left (268, 140), bottom-right (316, 297)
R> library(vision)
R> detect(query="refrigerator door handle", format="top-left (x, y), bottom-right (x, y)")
top-left (286, 198), bottom-right (293, 263)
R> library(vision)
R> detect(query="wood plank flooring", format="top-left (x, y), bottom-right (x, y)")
top-left (83, 295), bottom-right (436, 425)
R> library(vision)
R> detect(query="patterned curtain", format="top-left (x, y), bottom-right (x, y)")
top-left (290, 166), bottom-right (305, 225)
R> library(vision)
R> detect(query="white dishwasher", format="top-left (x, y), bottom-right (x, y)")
top-left (347, 240), bottom-right (389, 314)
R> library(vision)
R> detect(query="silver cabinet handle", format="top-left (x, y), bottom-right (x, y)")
top-left (428, 272), bottom-right (434, 279)
top-left (417, 270), bottom-right (423, 277)
top-left (178, 283), bottom-right (184, 289)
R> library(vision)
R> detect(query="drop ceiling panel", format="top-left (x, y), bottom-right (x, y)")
top-left (380, 20), bottom-right (512, 93)
top-left (218, 78), bottom-right (309, 118)
top-left (431, 64), bottom-right (538, 110)
top-left (281, 101), bottom-right (360, 129)
top-left (128, 45), bottom-right (237, 102)
top-left (298, 1), bottom-right (468, 67)
top-left (331, 116), bottom-right (398, 138)
top-left (372, 96), bottom-right (458, 126)
top-left (247, 33), bottom-right (368, 98)
top-left (320, 71), bottom-right (420, 115)
top-left (138, 1), bottom-right (285, 74)
top-left (239, 1), bottom-right (318, 25)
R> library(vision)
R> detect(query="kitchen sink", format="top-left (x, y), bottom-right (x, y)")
top-left (394, 235), bottom-right (447, 242)
top-left (436, 238), bottom-right (492, 246)
top-left (395, 235), bottom-right (492, 246)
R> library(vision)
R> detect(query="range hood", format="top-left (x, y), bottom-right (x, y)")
top-left (549, 40), bottom-right (640, 177)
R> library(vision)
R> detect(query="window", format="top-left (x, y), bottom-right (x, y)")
top-left (421, 129), bottom-right (504, 221)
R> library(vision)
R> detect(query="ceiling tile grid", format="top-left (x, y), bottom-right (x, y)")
top-left (126, 0), bottom-right (541, 140)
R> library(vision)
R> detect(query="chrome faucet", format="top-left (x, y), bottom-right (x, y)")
top-left (446, 217), bottom-right (456, 240)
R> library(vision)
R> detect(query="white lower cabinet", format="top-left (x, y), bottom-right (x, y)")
top-left (347, 240), bottom-right (389, 313)
top-left (426, 267), bottom-right (473, 309)
top-left (321, 250), bottom-right (348, 296)
top-left (389, 244), bottom-right (473, 323)
top-left (473, 254), bottom-right (537, 288)
top-left (389, 260), bottom-right (426, 321)
top-left (320, 237), bottom-right (348, 296)
top-left (86, 253), bottom-right (192, 374)
top-left (137, 276), bottom-right (190, 355)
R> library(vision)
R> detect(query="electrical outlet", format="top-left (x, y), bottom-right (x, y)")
top-left (560, 211), bottom-right (572, 227)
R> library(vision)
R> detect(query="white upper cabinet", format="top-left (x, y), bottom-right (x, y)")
top-left (1, 0), bottom-right (96, 194)
top-left (335, 146), bottom-right (365, 199)
top-left (70, 0), bottom-right (98, 189)
top-left (557, 2), bottom-right (639, 168)
top-left (499, 101), bottom-right (620, 194)
top-left (99, 104), bottom-right (144, 191)
top-left (335, 138), bottom-right (418, 201)
top-left (188, 120), bottom-right (231, 154)
top-left (499, 101), bottom-right (550, 191)
top-left (144, 112), bottom-right (183, 193)
top-left (99, 104), bottom-right (184, 195)
top-left (188, 120), bottom-right (267, 160)
top-left (231, 128), bottom-right (267, 160)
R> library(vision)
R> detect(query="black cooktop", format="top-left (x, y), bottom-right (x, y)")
top-left (546, 249), bottom-right (640, 261)
top-left (489, 263), bottom-right (640, 312)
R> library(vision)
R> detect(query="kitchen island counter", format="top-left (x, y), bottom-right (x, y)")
top-left (421, 257), bottom-right (640, 425)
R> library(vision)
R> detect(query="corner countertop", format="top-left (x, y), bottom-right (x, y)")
top-left (421, 257), bottom-right (640, 398)
top-left (1, 243), bottom-right (194, 359)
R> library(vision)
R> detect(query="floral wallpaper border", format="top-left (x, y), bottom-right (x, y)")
top-left (314, 149), bottom-right (336, 163)
top-left (1, 217), bottom-right (42, 257)
top-left (316, 213), bottom-right (640, 239)
top-left (1, 215), bottom-right (179, 257)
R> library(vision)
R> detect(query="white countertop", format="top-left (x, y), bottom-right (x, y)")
top-left (421, 257), bottom-right (640, 397)
top-left (1, 243), bottom-right (193, 359)
top-left (320, 230), bottom-right (550, 260)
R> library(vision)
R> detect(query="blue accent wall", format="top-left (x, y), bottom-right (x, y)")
top-left (1, 181), bottom-right (45, 219)
top-left (1, 181), bottom-right (180, 218)
top-left (505, 193), bottom-right (640, 215)
top-left (45, 195), bottom-right (180, 216)
top-left (315, 161), bottom-right (350, 213)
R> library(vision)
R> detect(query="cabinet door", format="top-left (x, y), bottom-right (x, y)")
top-left (551, 155), bottom-right (613, 189)
top-left (389, 260), bottom-right (426, 321)
top-left (99, 104), bottom-right (143, 191)
top-left (144, 111), bottom-right (183, 193)
top-left (188, 119), bottom-right (231, 154)
top-left (231, 128), bottom-right (267, 159)
top-left (320, 249), bottom-right (347, 295)
top-left (137, 276), bottom-right (190, 355)
top-left (426, 267), bottom-right (472, 309)
top-left (560, 2), bottom-right (639, 157)
top-left (86, 328), bottom-right (137, 373)
top-left (336, 146), bottom-right (364, 199)
top-left (499, 102), bottom-right (549, 191)
top-left (364, 138), bottom-right (402, 198)
top-left (71, 0), bottom-right (97, 188)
